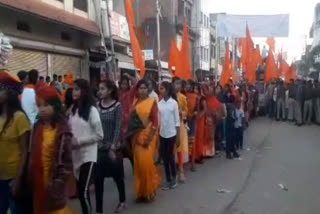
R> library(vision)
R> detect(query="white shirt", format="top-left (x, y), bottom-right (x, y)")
top-left (158, 97), bottom-right (180, 138)
top-left (149, 90), bottom-right (159, 103)
top-left (234, 108), bottom-right (245, 128)
top-left (21, 87), bottom-right (38, 126)
top-left (69, 106), bottom-right (104, 178)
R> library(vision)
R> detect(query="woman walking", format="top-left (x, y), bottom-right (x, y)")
top-left (0, 72), bottom-right (31, 214)
top-left (185, 80), bottom-right (198, 171)
top-left (69, 79), bottom-right (103, 214)
top-left (158, 82), bottom-right (180, 190)
top-left (126, 80), bottom-right (159, 202)
top-left (173, 79), bottom-right (188, 183)
top-left (29, 86), bottom-right (73, 214)
top-left (96, 80), bottom-right (126, 214)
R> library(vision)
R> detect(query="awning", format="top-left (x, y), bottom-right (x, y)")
top-left (116, 53), bottom-right (136, 70)
top-left (0, 0), bottom-right (100, 36)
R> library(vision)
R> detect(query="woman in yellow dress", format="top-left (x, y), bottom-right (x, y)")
top-left (28, 86), bottom-right (73, 214)
top-left (173, 78), bottom-right (189, 183)
top-left (125, 80), bottom-right (159, 202)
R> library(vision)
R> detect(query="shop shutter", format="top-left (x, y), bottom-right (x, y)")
top-left (50, 54), bottom-right (81, 78)
top-left (4, 49), bottom-right (47, 76)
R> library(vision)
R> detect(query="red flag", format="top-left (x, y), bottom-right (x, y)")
top-left (282, 60), bottom-right (291, 83)
top-left (175, 19), bottom-right (192, 80)
top-left (168, 40), bottom-right (181, 75)
top-left (265, 49), bottom-right (276, 83)
top-left (220, 47), bottom-right (232, 87)
top-left (125, 0), bottom-right (145, 77)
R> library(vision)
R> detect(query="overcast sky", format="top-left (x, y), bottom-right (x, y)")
top-left (208, 0), bottom-right (319, 62)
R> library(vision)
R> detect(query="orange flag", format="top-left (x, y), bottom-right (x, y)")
top-left (220, 47), bottom-right (232, 86)
top-left (285, 64), bottom-right (297, 82)
top-left (282, 60), bottom-right (291, 83)
top-left (266, 37), bottom-right (276, 53)
top-left (125, 0), bottom-right (145, 77)
top-left (265, 49), bottom-right (276, 83)
top-left (242, 25), bottom-right (256, 84)
top-left (168, 40), bottom-right (181, 75)
top-left (175, 19), bottom-right (192, 80)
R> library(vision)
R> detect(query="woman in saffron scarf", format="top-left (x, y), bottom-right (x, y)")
top-left (29, 86), bottom-right (73, 214)
top-left (126, 80), bottom-right (159, 202)
top-left (185, 80), bottom-right (198, 171)
top-left (205, 84), bottom-right (223, 157)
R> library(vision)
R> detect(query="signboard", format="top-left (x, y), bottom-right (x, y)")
top-left (110, 12), bottom-right (130, 41)
top-left (143, 50), bottom-right (154, 61)
top-left (216, 14), bottom-right (289, 38)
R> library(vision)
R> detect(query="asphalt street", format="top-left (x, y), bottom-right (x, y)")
top-left (69, 117), bottom-right (320, 214)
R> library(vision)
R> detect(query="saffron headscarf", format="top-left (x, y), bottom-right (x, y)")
top-left (36, 86), bottom-right (62, 113)
top-left (0, 71), bottom-right (23, 93)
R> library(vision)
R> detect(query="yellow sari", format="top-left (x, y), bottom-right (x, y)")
top-left (129, 98), bottom-right (160, 199)
top-left (176, 93), bottom-right (189, 155)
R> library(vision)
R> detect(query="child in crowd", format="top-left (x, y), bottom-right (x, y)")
top-left (234, 100), bottom-right (245, 150)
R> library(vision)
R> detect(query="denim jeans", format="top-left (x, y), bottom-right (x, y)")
top-left (0, 179), bottom-right (20, 214)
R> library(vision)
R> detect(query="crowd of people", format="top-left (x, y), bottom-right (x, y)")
top-left (265, 79), bottom-right (320, 126)
top-left (0, 68), bottom-right (261, 214)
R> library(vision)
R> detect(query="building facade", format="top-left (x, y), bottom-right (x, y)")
top-left (0, 0), bottom-right (103, 80)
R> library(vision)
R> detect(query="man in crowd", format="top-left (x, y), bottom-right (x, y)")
top-left (303, 80), bottom-right (313, 125)
top-left (21, 69), bottom-right (38, 126)
top-left (276, 80), bottom-right (286, 121)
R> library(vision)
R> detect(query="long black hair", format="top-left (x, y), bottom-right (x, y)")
top-left (72, 79), bottom-right (95, 121)
top-left (0, 89), bottom-right (25, 135)
top-left (100, 80), bottom-right (119, 101)
top-left (160, 81), bottom-right (177, 101)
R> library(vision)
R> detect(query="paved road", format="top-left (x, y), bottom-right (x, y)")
top-left (69, 117), bottom-right (320, 214)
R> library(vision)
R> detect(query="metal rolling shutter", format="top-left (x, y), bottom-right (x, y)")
top-left (4, 49), bottom-right (47, 76)
top-left (50, 54), bottom-right (81, 78)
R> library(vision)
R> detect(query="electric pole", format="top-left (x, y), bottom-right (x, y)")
top-left (156, 0), bottom-right (162, 83)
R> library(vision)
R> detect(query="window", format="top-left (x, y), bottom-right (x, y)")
top-left (17, 21), bottom-right (31, 33)
top-left (200, 12), bottom-right (203, 24)
top-left (201, 47), bottom-right (204, 60)
top-left (74, 0), bottom-right (88, 12)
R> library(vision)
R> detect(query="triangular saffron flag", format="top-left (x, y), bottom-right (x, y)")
top-left (168, 40), bottom-right (181, 75)
top-left (175, 19), bottom-right (192, 80)
top-left (220, 47), bottom-right (232, 87)
top-left (265, 49), bottom-right (276, 83)
top-left (266, 37), bottom-right (276, 53)
top-left (125, 0), bottom-right (145, 78)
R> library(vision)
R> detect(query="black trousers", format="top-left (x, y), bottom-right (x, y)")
top-left (160, 136), bottom-right (176, 183)
top-left (235, 127), bottom-right (244, 150)
top-left (226, 126), bottom-right (237, 155)
top-left (95, 151), bottom-right (126, 213)
top-left (77, 162), bottom-right (96, 214)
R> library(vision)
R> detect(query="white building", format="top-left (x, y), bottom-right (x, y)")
top-left (192, 0), bottom-right (211, 80)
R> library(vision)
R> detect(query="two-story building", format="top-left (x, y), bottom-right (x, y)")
top-left (0, 0), bottom-right (105, 80)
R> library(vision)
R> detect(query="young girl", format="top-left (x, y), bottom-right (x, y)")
top-left (69, 79), bottom-right (104, 214)
top-left (158, 82), bottom-right (180, 190)
top-left (29, 86), bottom-right (73, 214)
top-left (96, 80), bottom-right (126, 214)
top-left (0, 71), bottom-right (30, 214)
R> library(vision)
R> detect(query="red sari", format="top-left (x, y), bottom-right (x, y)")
top-left (119, 87), bottom-right (136, 135)
top-left (194, 96), bottom-right (207, 161)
